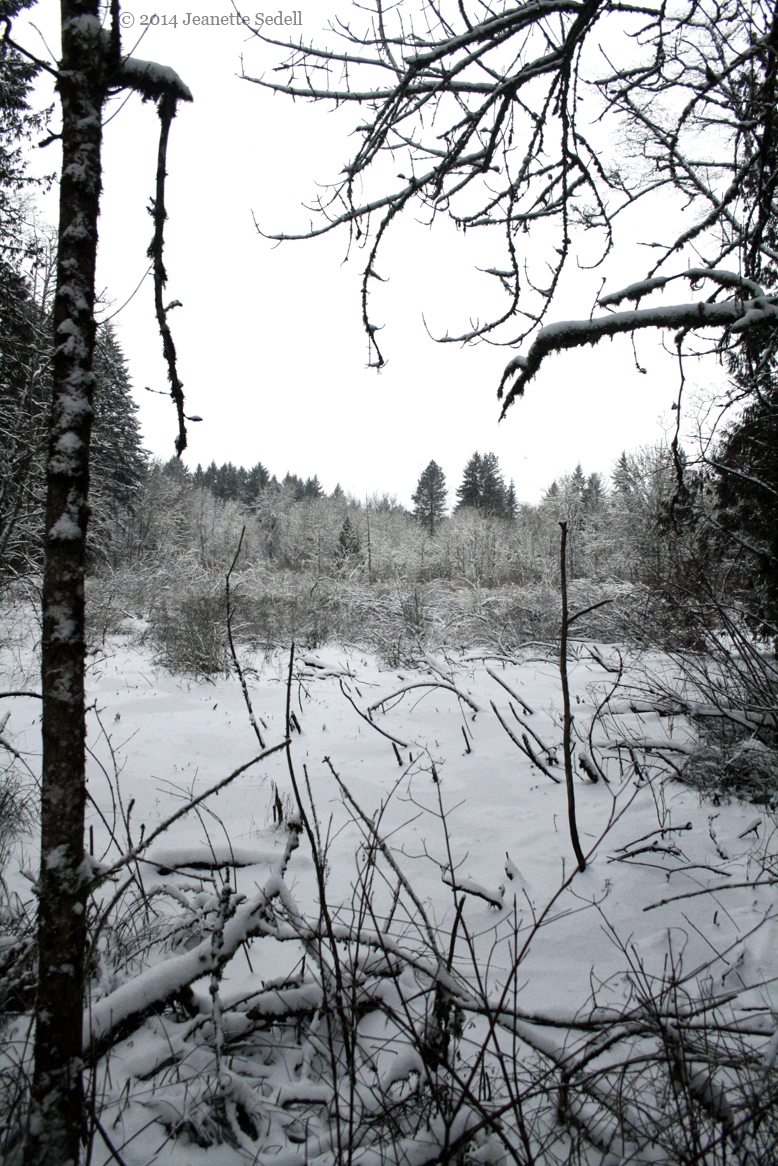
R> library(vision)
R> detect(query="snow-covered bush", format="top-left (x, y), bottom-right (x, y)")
top-left (680, 739), bottom-right (778, 805)
top-left (149, 581), bottom-right (231, 677)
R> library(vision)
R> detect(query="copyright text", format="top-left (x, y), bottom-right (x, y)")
top-left (120, 11), bottom-right (303, 28)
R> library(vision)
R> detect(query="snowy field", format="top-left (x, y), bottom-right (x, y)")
top-left (1, 621), bottom-right (777, 1164)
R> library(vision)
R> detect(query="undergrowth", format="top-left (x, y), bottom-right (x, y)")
top-left (0, 625), bottom-right (776, 1165)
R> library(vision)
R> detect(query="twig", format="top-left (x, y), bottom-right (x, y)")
top-left (645, 880), bottom-right (778, 911)
top-left (369, 680), bottom-right (480, 716)
top-left (93, 741), bottom-right (288, 886)
top-left (486, 666), bottom-right (535, 715)
top-left (339, 679), bottom-right (409, 747)
top-left (490, 702), bottom-right (561, 783)
top-left (441, 869), bottom-right (504, 908)
top-left (323, 756), bottom-right (444, 962)
top-left (225, 526), bottom-right (265, 748)
top-left (509, 701), bottom-right (555, 760)
top-left (148, 92), bottom-right (189, 455)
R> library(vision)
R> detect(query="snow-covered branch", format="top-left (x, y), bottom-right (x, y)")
top-left (499, 295), bottom-right (778, 414)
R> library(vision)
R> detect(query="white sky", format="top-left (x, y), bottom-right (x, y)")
top-left (18, 1), bottom-right (724, 505)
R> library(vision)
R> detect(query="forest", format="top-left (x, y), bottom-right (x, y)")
top-left (1, 1), bottom-right (778, 1164)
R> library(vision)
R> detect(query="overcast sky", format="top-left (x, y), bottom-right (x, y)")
top-left (19, 1), bottom-right (723, 505)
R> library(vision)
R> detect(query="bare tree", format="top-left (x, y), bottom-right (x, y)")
top-left (246, 0), bottom-right (777, 405)
top-left (4, 4), bottom-right (192, 1163)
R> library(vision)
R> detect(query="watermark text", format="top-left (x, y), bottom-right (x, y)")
top-left (119, 11), bottom-right (303, 29)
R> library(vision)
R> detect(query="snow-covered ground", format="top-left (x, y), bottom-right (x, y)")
top-left (2, 626), bottom-right (776, 1164)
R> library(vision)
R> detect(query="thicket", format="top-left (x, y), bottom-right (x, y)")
top-left (67, 447), bottom-right (687, 667)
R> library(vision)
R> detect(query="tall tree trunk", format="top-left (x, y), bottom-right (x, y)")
top-left (25, 4), bottom-right (106, 1162)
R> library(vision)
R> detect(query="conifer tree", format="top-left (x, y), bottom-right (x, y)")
top-left (506, 479), bottom-right (518, 521)
top-left (412, 459), bottom-right (447, 534)
top-left (480, 452), bottom-right (509, 517)
top-left (244, 461), bottom-right (270, 504)
top-left (715, 359), bottom-right (778, 631)
top-left (456, 452), bottom-right (509, 517)
top-left (456, 452), bottom-right (483, 511)
top-left (336, 514), bottom-right (361, 566)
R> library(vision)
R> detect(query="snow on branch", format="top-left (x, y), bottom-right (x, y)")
top-left (442, 867), bottom-right (505, 908)
top-left (112, 56), bottom-right (193, 103)
top-left (598, 268), bottom-right (767, 308)
top-left (498, 295), bottom-right (778, 414)
top-left (248, 0), bottom-right (778, 394)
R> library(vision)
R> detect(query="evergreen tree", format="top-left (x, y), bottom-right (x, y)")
top-left (0, 284), bottom-right (147, 572)
top-left (456, 452), bottom-right (483, 510)
top-left (0, 0), bottom-right (51, 262)
top-left (244, 461), bottom-right (269, 504)
top-left (201, 460), bottom-right (218, 492)
top-left (506, 479), bottom-right (518, 521)
top-left (88, 323), bottom-right (147, 564)
top-left (283, 471), bottom-right (305, 499)
top-left (210, 461), bottom-right (242, 501)
top-left (161, 455), bottom-right (190, 483)
top-left (412, 459), bottom-right (447, 534)
top-left (336, 515), bottom-right (361, 566)
top-left (301, 475), bottom-right (324, 499)
top-left (90, 324), bottom-right (146, 505)
top-left (480, 452), bottom-right (509, 517)
top-left (715, 361), bottom-right (778, 631)
top-left (583, 472), bottom-right (607, 513)
top-left (456, 451), bottom-right (509, 517)
top-left (0, 259), bottom-right (48, 570)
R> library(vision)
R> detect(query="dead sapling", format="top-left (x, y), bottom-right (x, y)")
top-left (225, 526), bottom-right (265, 749)
top-left (558, 522), bottom-right (613, 872)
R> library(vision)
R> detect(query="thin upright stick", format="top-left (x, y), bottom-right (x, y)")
top-left (559, 522), bottom-right (586, 872)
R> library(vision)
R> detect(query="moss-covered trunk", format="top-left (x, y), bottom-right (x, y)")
top-left (25, 4), bottom-right (105, 1163)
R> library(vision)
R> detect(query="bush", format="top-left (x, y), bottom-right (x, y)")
top-left (149, 590), bottom-right (232, 677)
top-left (679, 739), bottom-right (778, 805)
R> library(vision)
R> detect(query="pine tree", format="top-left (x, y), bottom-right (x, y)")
top-left (456, 452), bottom-right (483, 511)
top-left (0, 260), bottom-right (48, 571)
top-left (88, 323), bottom-right (147, 564)
top-left (456, 451), bottom-right (509, 517)
top-left (336, 514), bottom-right (361, 566)
top-left (0, 0), bottom-right (51, 263)
top-left (91, 325), bottom-right (146, 500)
top-left (583, 472), bottom-right (606, 513)
top-left (412, 460), bottom-right (447, 534)
top-left (715, 361), bottom-right (778, 631)
top-left (244, 461), bottom-right (269, 504)
top-left (506, 479), bottom-right (518, 521)
top-left (302, 475), bottom-right (324, 499)
top-left (480, 452), bottom-right (508, 517)
top-left (0, 284), bottom-right (146, 572)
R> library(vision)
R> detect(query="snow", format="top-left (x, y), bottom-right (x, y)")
top-left (117, 57), bottom-right (193, 103)
top-left (2, 628), bottom-right (777, 1163)
top-left (48, 512), bottom-right (82, 541)
top-left (598, 276), bottom-right (669, 306)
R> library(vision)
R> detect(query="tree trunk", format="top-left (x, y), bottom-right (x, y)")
top-left (25, 4), bottom-right (106, 1163)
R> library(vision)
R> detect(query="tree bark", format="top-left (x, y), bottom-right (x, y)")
top-left (25, 4), bottom-right (106, 1163)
